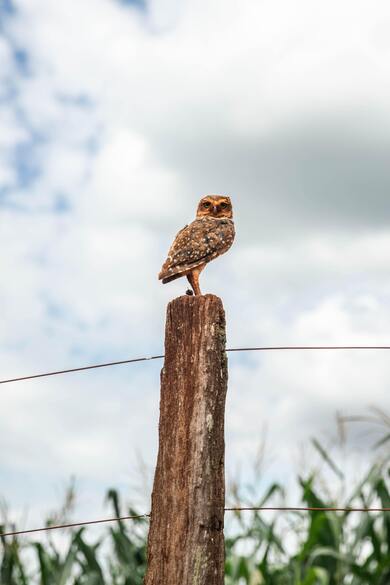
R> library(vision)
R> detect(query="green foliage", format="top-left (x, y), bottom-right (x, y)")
top-left (1, 447), bottom-right (389, 584)
top-left (224, 458), bottom-right (390, 584)
top-left (0, 489), bottom-right (148, 585)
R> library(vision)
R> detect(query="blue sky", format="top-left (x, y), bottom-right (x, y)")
top-left (1, 0), bottom-right (390, 532)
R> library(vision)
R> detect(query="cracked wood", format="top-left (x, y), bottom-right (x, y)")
top-left (144, 294), bottom-right (228, 585)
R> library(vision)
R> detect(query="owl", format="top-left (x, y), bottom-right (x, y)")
top-left (158, 195), bottom-right (235, 296)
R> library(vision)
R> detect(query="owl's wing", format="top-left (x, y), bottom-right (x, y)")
top-left (158, 218), bottom-right (235, 282)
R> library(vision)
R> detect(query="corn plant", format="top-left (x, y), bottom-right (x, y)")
top-left (1, 432), bottom-right (389, 584)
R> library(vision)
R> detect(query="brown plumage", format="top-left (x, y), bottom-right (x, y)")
top-left (158, 195), bottom-right (235, 295)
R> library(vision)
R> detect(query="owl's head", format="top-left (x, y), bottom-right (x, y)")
top-left (196, 195), bottom-right (233, 219)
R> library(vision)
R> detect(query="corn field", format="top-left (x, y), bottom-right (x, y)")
top-left (1, 436), bottom-right (389, 585)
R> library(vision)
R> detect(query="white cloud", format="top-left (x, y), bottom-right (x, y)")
top-left (79, 129), bottom-right (181, 224)
top-left (1, 0), bottom-right (390, 523)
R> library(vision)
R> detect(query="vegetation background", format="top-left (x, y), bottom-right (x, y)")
top-left (2, 413), bottom-right (389, 584)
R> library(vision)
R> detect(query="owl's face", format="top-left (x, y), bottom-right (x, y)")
top-left (196, 195), bottom-right (233, 219)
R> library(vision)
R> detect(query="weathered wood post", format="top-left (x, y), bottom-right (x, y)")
top-left (144, 294), bottom-right (227, 585)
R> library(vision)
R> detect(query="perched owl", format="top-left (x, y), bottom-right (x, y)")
top-left (158, 195), bottom-right (235, 296)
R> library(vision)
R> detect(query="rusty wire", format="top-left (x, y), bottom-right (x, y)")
top-left (2, 346), bottom-right (390, 386)
top-left (0, 355), bottom-right (164, 385)
top-left (1, 506), bottom-right (390, 538)
top-left (0, 515), bottom-right (150, 538)
top-left (2, 345), bottom-right (389, 539)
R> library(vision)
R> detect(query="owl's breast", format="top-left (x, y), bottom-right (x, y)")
top-left (159, 216), bottom-right (235, 281)
top-left (199, 217), bottom-right (235, 261)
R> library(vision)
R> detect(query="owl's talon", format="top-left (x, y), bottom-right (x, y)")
top-left (186, 289), bottom-right (194, 296)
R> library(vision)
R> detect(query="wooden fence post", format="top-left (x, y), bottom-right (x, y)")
top-left (144, 294), bottom-right (228, 585)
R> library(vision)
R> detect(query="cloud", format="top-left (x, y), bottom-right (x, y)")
top-left (78, 129), bottom-right (182, 226)
top-left (1, 0), bottom-right (390, 522)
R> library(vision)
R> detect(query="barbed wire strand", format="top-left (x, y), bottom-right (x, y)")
top-left (1, 506), bottom-right (390, 538)
top-left (2, 346), bottom-right (390, 386)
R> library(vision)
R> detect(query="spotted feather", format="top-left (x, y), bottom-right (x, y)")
top-left (158, 195), bottom-right (235, 294)
top-left (159, 217), bottom-right (235, 283)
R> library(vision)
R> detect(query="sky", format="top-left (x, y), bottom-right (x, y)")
top-left (1, 0), bottom-right (390, 531)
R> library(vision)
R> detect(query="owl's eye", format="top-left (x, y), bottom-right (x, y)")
top-left (203, 201), bottom-right (211, 208)
top-left (220, 202), bottom-right (229, 209)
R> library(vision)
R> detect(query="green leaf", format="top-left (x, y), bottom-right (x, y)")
top-left (301, 566), bottom-right (329, 585)
top-left (311, 439), bottom-right (344, 479)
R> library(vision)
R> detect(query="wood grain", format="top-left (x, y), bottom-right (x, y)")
top-left (144, 294), bottom-right (227, 585)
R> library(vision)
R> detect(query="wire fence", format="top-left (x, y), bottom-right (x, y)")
top-left (2, 506), bottom-right (390, 538)
top-left (2, 346), bottom-right (390, 385)
top-left (1, 344), bottom-right (389, 542)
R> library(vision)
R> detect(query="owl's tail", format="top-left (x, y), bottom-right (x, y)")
top-left (158, 260), bottom-right (206, 284)
top-left (159, 271), bottom-right (185, 284)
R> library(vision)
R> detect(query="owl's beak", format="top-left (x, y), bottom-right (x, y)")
top-left (212, 205), bottom-right (218, 215)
